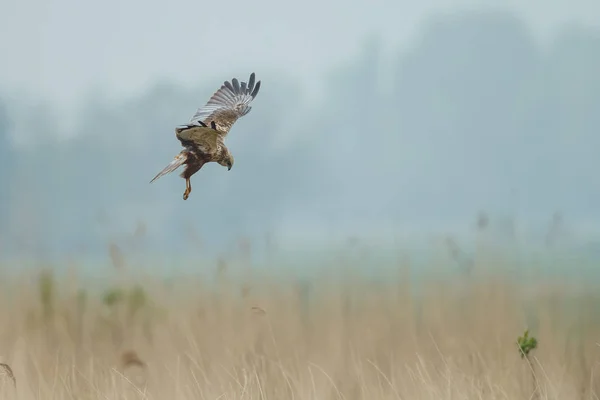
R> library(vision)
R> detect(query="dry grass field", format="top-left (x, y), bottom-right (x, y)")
top-left (0, 248), bottom-right (598, 399)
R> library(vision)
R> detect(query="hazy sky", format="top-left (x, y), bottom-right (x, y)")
top-left (1, 0), bottom-right (600, 261)
top-left (1, 0), bottom-right (599, 110)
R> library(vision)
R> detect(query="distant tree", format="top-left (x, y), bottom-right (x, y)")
top-left (390, 11), bottom-right (540, 217)
top-left (514, 25), bottom-right (600, 217)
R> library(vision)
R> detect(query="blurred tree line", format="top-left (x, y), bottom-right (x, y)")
top-left (0, 10), bottom-right (599, 258)
top-left (0, 103), bottom-right (12, 237)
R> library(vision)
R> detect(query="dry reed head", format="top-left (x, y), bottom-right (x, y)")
top-left (251, 306), bottom-right (267, 315)
top-left (241, 284), bottom-right (252, 298)
top-left (109, 242), bottom-right (126, 270)
top-left (120, 350), bottom-right (145, 369)
top-left (238, 237), bottom-right (252, 258)
top-left (0, 363), bottom-right (16, 387)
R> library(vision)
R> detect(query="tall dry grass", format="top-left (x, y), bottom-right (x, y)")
top-left (0, 252), bottom-right (598, 399)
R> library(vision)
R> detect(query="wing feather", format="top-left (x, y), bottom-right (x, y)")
top-left (250, 80), bottom-right (261, 98)
top-left (248, 73), bottom-right (255, 92)
top-left (189, 72), bottom-right (262, 137)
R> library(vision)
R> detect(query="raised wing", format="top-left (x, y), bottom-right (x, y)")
top-left (189, 72), bottom-right (261, 137)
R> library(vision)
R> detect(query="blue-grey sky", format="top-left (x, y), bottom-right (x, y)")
top-left (1, 0), bottom-right (599, 262)
top-left (1, 0), bottom-right (599, 109)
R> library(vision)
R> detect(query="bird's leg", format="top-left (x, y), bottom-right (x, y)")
top-left (183, 178), bottom-right (192, 200)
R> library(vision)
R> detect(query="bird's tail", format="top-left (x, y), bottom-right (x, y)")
top-left (150, 151), bottom-right (188, 183)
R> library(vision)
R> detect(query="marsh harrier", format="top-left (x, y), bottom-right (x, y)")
top-left (150, 73), bottom-right (261, 200)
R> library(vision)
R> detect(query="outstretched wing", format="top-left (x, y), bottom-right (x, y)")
top-left (150, 151), bottom-right (188, 183)
top-left (188, 72), bottom-right (261, 137)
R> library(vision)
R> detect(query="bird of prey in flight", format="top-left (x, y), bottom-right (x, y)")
top-left (150, 73), bottom-right (261, 200)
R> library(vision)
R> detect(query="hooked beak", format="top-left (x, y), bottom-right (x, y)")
top-left (228, 165), bottom-right (232, 171)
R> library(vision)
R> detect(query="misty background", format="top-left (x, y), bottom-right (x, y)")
top-left (0, 2), bottom-right (599, 272)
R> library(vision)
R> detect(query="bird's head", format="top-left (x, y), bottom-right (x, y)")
top-left (219, 153), bottom-right (234, 171)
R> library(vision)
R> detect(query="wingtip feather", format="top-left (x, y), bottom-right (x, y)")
top-left (250, 80), bottom-right (261, 98)
top-left (224, 81), bottom-right (234, 92)
top-left (232, 78), bottom-right (240, 93)
top-left (248, 73), bottom-right (256, 92)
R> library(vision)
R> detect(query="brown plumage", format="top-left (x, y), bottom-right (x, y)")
top-left (150, 73), bottom-right (261, 200)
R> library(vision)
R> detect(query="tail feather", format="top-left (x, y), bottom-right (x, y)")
top-left (150, 152), bottom-right (187, 183)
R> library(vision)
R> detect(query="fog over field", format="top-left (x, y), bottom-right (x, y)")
top-left (0, 1), bottom-right (599, 268)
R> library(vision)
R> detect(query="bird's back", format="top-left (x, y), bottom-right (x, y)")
top-left (175, 126), bottom-right (223, 156)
